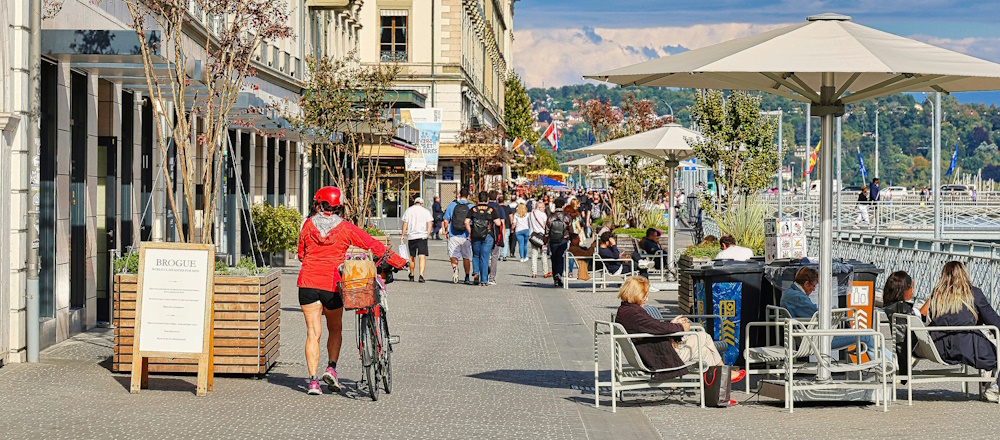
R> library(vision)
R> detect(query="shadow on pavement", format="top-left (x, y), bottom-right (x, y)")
top-left (467, 369), bottom-right (592, 389)
top-left (111, 374), bottom-right (203, 395)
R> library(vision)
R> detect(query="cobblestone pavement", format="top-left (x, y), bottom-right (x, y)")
top-left (2, 232), bottom-right (999, 439)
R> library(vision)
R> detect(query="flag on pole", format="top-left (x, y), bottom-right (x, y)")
top-left (512, 137), bottom-right (525, 152)
top-left (542, 122), bottom-right (561, 151)
top-left (945, 142), bottom-right (959, 176)
top-left (857, 146), bottom-right (868, 183)
top-left (803, 141), bottom-right (821, 176)
top-left (525, 141), bottom-right (535, 156)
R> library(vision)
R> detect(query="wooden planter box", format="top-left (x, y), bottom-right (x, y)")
top-left (112, 270), bottom-right (281, 375)
top-left (678, 254), bottom-right (713, 314)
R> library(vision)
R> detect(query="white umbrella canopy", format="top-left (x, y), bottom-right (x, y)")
top-left (574, 123), bottom-right (701, 161)
top-left (574, 123), bottom-right (703, 276)
top-left (584, 12), bottom-right (1000, 381)
top-left (560, 155), bottom-right (608, 167)
top-left (585, 12), bottom-right (1000, 104)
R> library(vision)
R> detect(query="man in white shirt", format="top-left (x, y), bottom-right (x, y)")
top-left (715, 234), bottom-right (754, 262)
top-left (401, 197), bottom-right (434, 282)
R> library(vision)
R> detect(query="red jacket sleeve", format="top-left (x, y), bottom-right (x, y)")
top-left (297, 220), bottom-right (309, 261)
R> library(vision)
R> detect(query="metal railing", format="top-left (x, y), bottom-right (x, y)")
top-left (765, 198), bottom-right (1000, 232)
top-left (699, 216), bottom-right (1000, 311)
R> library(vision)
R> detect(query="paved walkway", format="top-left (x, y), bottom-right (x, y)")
top-left (1, 230), bottom-right (999, 439)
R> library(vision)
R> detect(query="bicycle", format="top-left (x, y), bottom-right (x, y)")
top-left (347, 252), bottom-right (401, 401)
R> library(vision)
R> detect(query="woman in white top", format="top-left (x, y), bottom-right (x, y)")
top-left (528, 202), bottom-right (550, 278)
top-left (513, 203), bottom-right (531, 262)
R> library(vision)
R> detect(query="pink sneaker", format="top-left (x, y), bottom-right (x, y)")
top-left (322, 366), bottom-right (341, 393)
top-left (307, 380), bottom-right (322, 395)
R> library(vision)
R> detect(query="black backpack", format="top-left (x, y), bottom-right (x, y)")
top-left (451, 202), bottom-right (470, 233)
top-left (548, 214), bottom-right (566, 243)
top-left (470, 206), bottom-right (493, 240)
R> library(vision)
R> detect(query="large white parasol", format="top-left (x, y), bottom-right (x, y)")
top-left (585, 12), bottom-right (1000, 379)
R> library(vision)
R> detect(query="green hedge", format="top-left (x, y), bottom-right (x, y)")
top-left (613, 228), bottom-right (647, 239)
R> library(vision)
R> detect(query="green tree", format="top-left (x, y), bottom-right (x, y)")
top-left (505, 72), bottom-right (539, 145)
top-left (687, 90), bottom-right (778, 210)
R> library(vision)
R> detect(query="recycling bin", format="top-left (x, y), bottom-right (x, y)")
top-left (699, 258), bottom-right (766, 367)
top-left (841, 259), bottom-right (884, 331)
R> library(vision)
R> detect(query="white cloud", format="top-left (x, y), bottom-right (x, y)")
top-left (513, 24), bottom-right (1000, 89)
top-left (512, 23), bottom-right (787, 88)
top-left (909, 35), bottom-right (1000, 65)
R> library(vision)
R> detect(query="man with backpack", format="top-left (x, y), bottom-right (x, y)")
top-left (465, 191), bottom-right (502, 286)
top-left (443, 188), bottom-right (474, 284)
top-left (546, 197), bottom-right (573, 287)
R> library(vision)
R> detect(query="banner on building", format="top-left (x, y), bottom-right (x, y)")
top-left (402, 108), bottom-right (442, 172)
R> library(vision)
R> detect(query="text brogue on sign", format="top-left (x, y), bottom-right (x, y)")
top-left (131, 242), bottom-right (216, 396)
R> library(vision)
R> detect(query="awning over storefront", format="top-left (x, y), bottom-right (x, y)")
top-left (41, 29), bottom-right (170, 88)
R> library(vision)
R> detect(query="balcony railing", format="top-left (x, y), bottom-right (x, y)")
top-left (380, 51), bottom-right (408, 63)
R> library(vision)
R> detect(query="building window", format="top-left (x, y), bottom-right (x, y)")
top-left (380, 10), bottom-right (407, 62)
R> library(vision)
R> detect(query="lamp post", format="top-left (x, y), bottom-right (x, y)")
top-left (762, 110), bottom-right (784, 216)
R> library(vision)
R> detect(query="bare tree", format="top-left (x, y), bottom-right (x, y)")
top-left (119, 0), bottom-right (293, 243)
top-left (285, 53), bottom-right (402, 226)
top-left (458, 125), bottom-right (509, 195)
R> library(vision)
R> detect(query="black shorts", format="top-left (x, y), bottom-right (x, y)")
top-left (299, 287), bottom-right (344, 310)
top-left (408, 238), bottom-right (429, 256)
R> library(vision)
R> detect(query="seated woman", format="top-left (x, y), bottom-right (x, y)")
top-left (615, 276), bottom-right (744, 383)
top-left (597, 231), bottom-right (636, 276)
top-left (924, 261), bottom-right (1000, 402)
top-left (781, 267), bottom-right (892, 365)
top-left (635, 228), bottom-right (663, 271)
top-left (881, 271), bottom-right (917, 377)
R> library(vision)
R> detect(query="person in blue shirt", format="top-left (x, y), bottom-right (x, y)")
top-left (780, 267), bottom-right (891, 364)
top-left (443, 188), bottom-right (474, 284)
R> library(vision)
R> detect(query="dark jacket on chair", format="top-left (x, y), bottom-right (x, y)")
top-left (929, 286), bottom-right (1000, 371)
top-left (615, 302), bottom-right (688, 380)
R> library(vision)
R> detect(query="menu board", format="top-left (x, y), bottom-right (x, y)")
top-left (137, 247), bottom-right (212, 353)
top-left (131, 242), bottom-right (215, 396)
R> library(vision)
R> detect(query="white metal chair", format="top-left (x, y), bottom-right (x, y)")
top-left (631, 237), bottom-right (667, 282)
top-left (892, 314), bottom-right (1000, 405)
top-left (594, 320), bottom-right (709, 412)
top-left (591, 246), bottom-right (638, 293)
top-left (780, 319), bottom-right (890, 413)
top-left (742, 306), bottom-right (865, 394)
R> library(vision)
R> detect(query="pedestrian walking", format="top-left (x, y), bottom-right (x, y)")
top-left (854, 186), bottom-right (871, 227)
top-left (401, 197), bottom-right (434, 283)
top-left (507, 195), bottom-right (518, 257)
top-left (546, 197), bottom-right (572, 287)
top-left (297, 186), bottom-right (407, 395)
top-left (869, 177), bottom-right (880, 227)
top-left (466, 191), bottom-right (502, 286)
top-left (513, 203), bottom-right (531, 262)
top-left (486, 191), bottom-right (504, 284)
top-left (529, 201), bottom-right (550, 278)
top-left (431, 195), bottom-right (444, 240)
top-left (443, 188), bottom-right (474, 284)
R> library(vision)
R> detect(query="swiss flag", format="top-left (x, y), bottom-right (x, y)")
top-left (542, 122), bottom-right (560, 151)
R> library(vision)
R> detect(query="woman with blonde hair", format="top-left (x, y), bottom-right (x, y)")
top-left (512, 203), bottom-right (531, 261)
top-left (614, 276), bottom-right (744, 383)
top-left (924, 261), bottom-right (1000, 402)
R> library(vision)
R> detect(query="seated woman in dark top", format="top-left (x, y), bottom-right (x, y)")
top-left (925, 261), bottom-right (1000, 402)
top-left (635, 228), bottom-right (663, 270)
top-left (615, 276), bottom-right (744, 384)
top-left (881, 271), bottom-right (917, 377)
top-left (597, 231), bottom-right (635, 275)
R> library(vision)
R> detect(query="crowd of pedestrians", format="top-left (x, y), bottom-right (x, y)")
top-left (406, 188), bottom-right (613, 288)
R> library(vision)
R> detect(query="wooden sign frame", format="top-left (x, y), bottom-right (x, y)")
top-left (130, 242), bottom-right (215, 396)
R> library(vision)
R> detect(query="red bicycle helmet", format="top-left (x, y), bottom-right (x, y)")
top-left (313, 186), bottom-right (344, 207)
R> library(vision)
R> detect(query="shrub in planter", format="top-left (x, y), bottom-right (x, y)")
top-left (251, 203), bottom-right (303, 266)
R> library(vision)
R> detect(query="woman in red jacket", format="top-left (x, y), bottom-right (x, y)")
top-left (297, 186), bottom-right (407, 395)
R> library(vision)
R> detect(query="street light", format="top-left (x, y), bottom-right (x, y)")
top-left (762, 109), bottom-right (784, 215)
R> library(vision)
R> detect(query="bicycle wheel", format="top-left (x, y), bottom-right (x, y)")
top-left (362, 313), bottom-right (379, 401)
top-left (381, 310), bottom-right (393, 394)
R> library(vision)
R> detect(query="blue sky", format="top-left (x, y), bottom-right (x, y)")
top-left (511, 1), bottom-right (1000, 104)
